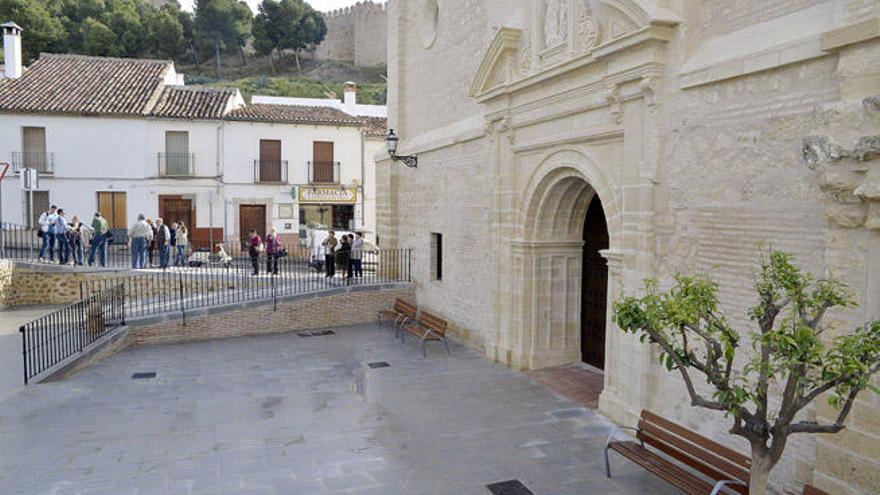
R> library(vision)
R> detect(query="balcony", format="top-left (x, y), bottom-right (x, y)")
top-left (11, 152), bottom-right (54, 173)
top-left (254, 159), bottom-right (288, 184)
top-left (158, 152), bottom-right (195, 177)
top-left (308, 160), bottom-right (340, 184)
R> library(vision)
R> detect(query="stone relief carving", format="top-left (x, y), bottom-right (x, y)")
top-left (542, 0), bottom-right (568, 48)
top-left (604, 83), bottom-right (622, 125)
top-left (577, 0), bottom-right (600, 52)
top-left (517, 32), bottom-right (531, 76)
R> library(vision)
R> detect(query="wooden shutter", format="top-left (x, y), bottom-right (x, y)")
top-left (259, 139), bottom-right (282, 182)
top-left (165, 131), bottom-right (189, 175)
top-left (22, 127), bottom-right (46, 170)
top-left (97, 192), bottom-right (127, 229)
top-left (312, 141), bottom-right (334, 183)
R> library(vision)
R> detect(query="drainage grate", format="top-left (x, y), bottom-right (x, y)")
top-left (297, 330), bottom-right (336, 338)
top-left (367, 361), bottom-right (391, 369)
top-left (131, 372), bottom-right (157, 379)
top-left (486, 480), bottom-right (534, 495)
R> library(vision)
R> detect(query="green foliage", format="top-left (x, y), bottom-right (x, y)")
top-left (0, 0), bottom-right (65, 61)
top-left (192, 0), bottom-right (251, 57)
top-left (81, 17), bottom-right (118, 57)
top-left (210, 76), bottom-right (386, 104)
top-left (252, 0), bottom-right (325, 72)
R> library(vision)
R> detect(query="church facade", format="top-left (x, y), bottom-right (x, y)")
top-left (377, 1), bottom-right (879, 493)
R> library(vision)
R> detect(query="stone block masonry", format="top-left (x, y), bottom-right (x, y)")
top-left (0, 260), bottom-right (131, 308)
top-left (314, 1), bottom-right (387, 68)
top-left (128, 284), bottom-right (414, 346)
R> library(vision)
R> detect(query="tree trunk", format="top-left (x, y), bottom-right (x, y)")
top-left (191, 43), bottom-right (201, 71)
top-left (268, 49), bottom-right (276, 76)
top-left (214, 41), bottom-right (222, 79)
top-left (294, 49), bottom-right (301, 73)
top-left (749, 447), bottom-right (774, 495)
top-left (238, 42), bottom-right (247, 67)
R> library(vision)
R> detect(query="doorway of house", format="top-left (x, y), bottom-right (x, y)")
top-left (239, 205), bottom-right (266, 249)
top-left (160, 197), bottom-right (193, 230)
top-left (580, 195), bottom-right (609, 369)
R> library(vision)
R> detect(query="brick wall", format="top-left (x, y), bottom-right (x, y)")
top-left (128, 285), bottom-right (415, 346)
top-left (0, 261), bottom-right (130, 307)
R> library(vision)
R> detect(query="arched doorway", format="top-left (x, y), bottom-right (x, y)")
top-left (581, 195), bottom-right (609, 368)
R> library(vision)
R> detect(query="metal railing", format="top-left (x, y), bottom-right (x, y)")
top-left (20, 283), bottom-right (125, 384)
top-left (80, 246), bottom-right (412, 319)
top-left (254, 159), bottom-right (288, 184)
top-left (12, 151), bottom-right (54, 173)
top-left (158, 152), bottom-right (195, 177)
top-left (308, 160), bottom-right (341, 184)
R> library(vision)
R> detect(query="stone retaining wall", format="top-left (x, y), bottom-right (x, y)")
top-left (128, 284), bottom-right (415, 346)
top-left (0, 261), bottom-right (129, 307)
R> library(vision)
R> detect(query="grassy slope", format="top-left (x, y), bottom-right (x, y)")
top-left (177, 53), bottom-right (387, 105)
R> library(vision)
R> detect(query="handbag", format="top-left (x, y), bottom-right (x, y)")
top-left (37, 230), bottom-right (44, 239)
top-left (278, 248), bottom-right (288, 258)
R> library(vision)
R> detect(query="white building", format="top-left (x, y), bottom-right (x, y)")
top-left (0, 25), bottom-right (386, 248)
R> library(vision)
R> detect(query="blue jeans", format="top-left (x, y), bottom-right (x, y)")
top-left (131, 237), bottom-right (147, 269)
top-left (57, 234), bottom-right (70, 264)
top-left (159, 245), bottom-right (170, 268)
top-left (72, 241), bottom-right (84, 265)
top-left (88, 233), bottom-right (107, 266)
top-left (39, 231), bottom-right (56, 260)
top-left (175, 245), bottom-right (186, 266)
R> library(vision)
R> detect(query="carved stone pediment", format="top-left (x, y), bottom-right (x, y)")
top-left (469, 27), bottom-right (524, 98)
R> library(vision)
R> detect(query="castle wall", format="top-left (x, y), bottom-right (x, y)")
top-left (315, 1), bottom-right (387, 68)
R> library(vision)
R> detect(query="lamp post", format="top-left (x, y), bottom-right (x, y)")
top-left (385, 129), bottom-right (417, 168)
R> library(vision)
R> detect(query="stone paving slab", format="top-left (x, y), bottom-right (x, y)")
top-left (0, 323), bottom-right (678, 495)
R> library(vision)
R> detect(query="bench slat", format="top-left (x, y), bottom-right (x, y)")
top-left (641, 410), bottom-right (751, 468)
top-left (610, 441), bottom-right (713, 495)
top-left (638, 419), bottom-right (750, 486)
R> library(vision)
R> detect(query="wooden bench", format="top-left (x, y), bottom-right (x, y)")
top-left (803, 486), bottom-right (830, 495)
top-left (402, 310), bottom-right (450, 358)
top-left (377, 298), bottom-right (417, 338)
top-left (604, 410), bottom-right (750, 495)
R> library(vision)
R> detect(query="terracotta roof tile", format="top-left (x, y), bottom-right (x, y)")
top-left (225, 103), bottom-right (362, 126)
top-left (150, 86), bottom-right (237, 120)
top-left (359, 116), bottom-right (387, 137)
top-left (0, 53), bottom-right (170, 116)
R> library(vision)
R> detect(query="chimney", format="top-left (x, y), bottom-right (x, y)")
top-left (343, 81), bottom-right (357, 106)
top-left (2, 22), bottom-right (23, 79)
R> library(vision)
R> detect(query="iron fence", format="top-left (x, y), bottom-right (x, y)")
top-left (308, 160), bottom-right (341, 184)
top-left (158, 152), bottom-right (195, 177)
top-left (254, 159), bottom-right (289, 183)
top-left (20, 283), bottom-right (125, 384)
top-left (12, 151), bottom-right (54, 173)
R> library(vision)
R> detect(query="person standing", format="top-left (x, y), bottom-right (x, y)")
top-left (265, 227), bottom-right (281, 275)
top-left (351, 232), bottom-right (364, 278)
top-left (322, 230), bottom-right (338, 277)
top-left (88, 212), bottom-right (110, 267)
top-left (128, 214), bottom-right (153, 269)
top-left (339, 234), bottom-right (352, 279)
top-left (175, 222), bottom-right (188, 267)
top-left (54, 209), bottom-right (71, 265)
top-left (155, 218), bottom-right (170, 269)
top-left (247, 229), bottom-right (262, 276)
top-left (68, 216), bottom-right (85, 266)
top-left (146, 218), bottom-right (157, 267)
top-left (169, 222), bottom-right (178, 265)
top-left (37, 205), bottom-right (58, 262)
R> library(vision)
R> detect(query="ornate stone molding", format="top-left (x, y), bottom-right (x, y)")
top-left (604, 83), bottom-right (623, 124)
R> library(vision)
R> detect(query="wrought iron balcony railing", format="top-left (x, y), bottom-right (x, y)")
top-left (308, 160), bottom-right (340, 184)
top-left (12, 152), bottom-right (54, 173)
top-left (254, 159), bottom-right (289, 184)
top-left (158, 152), bottom-right (195, 177)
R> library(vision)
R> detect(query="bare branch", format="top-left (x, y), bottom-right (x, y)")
top-left (796, 363), bottom-right (880, 411)
top-left (788, 386), bottom-right (860, 435)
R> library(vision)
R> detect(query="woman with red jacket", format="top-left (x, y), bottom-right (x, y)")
top-left (247, 229), bottom-right (262, 276)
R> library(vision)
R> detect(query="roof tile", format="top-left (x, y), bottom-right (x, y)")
top-left (150, 86), bottom-right (237, 120)
top-left (225, 103), bottom-right (362, 126)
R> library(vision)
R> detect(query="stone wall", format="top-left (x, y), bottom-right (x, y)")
top-left (128, 285), bottom-right (414, 346)
top-left (314, 1), bottom-right (386, 68)
top-left (0, 261), bottom-right (130, 307)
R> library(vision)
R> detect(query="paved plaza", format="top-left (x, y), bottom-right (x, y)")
top-left (0, 323), bottom-right (676, 495)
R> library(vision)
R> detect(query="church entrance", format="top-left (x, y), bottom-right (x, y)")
top-left (580, 195), bottom-right (609, 368)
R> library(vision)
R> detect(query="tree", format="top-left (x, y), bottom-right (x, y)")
top-left (81, 17), bottom-right (118, 56)
top-left (252, 0), bottom-right (325, 74)
top-left (0, 0), bottom-right (64, 62)
top-left (252, 0), bottom-right (283, 74)
top-left (613, 250), bottom-right (880, 495)
top-left (145, 6), bottom-right (187, 59)
top-left (193, 0), bottom-right (252, 77)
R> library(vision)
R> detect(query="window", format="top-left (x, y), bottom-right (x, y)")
top-left (21, 127), bottom-right (47, 171)
top-left (430, 233), bottom-right (443, 281)
top-left (25, 191), bottom-right (49, 228)
top-left (299, 205), bottom-right (354, 231)
top-left (97, 192), bottom-right (127, 229)
top-left (312, 141), bottom-right (336, 183)
top-left (164, 131), bottom-right (190, 176)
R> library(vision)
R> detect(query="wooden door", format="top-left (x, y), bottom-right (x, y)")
top-left (239, 205), bottom-right (266, 246)
top-left (581, 195), bottom-right (609, 369)
top-left (22, 127), bottom-right (46, 170)
top-left (97, 192), bottom-right (127, 229)
top-left (160, 197), bottom-right (193, 230)
top-left (27, 191), bottom-right (49, 228)
top-left (259, 139), bottom-right (282, 182)
top-left (312, 141), bottom-right (334, 183)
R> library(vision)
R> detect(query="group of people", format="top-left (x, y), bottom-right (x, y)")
top-left (321, 230), bottom-right (365, 279)
top-left (37, 205), bottom-right (111, 266)
top-left (128, 214), bottom-right (188, 269)
top-left (246, 227), bottom-right (283, 276)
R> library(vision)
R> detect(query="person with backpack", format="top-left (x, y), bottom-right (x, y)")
top-left (88, 212), bottom-right (110, 267)
top-left (37, 205), bottom-right (58, 262)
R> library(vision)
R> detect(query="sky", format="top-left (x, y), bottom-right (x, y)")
top-left (177, 0), bottom-right (385, 14)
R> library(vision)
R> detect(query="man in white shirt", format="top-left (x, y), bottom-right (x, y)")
top-left (128, 214), bottom-right (154, 269)
top-left (37, 205), bottom-right (58, 262)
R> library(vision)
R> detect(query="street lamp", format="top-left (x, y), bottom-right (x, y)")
top-left (385, 129), bottom-right (417, 168)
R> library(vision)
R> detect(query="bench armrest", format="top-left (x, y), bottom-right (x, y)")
top-left (604, 426), bottom-right (640, 448)
top-left (710, 479), bottom-right (747, 495)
